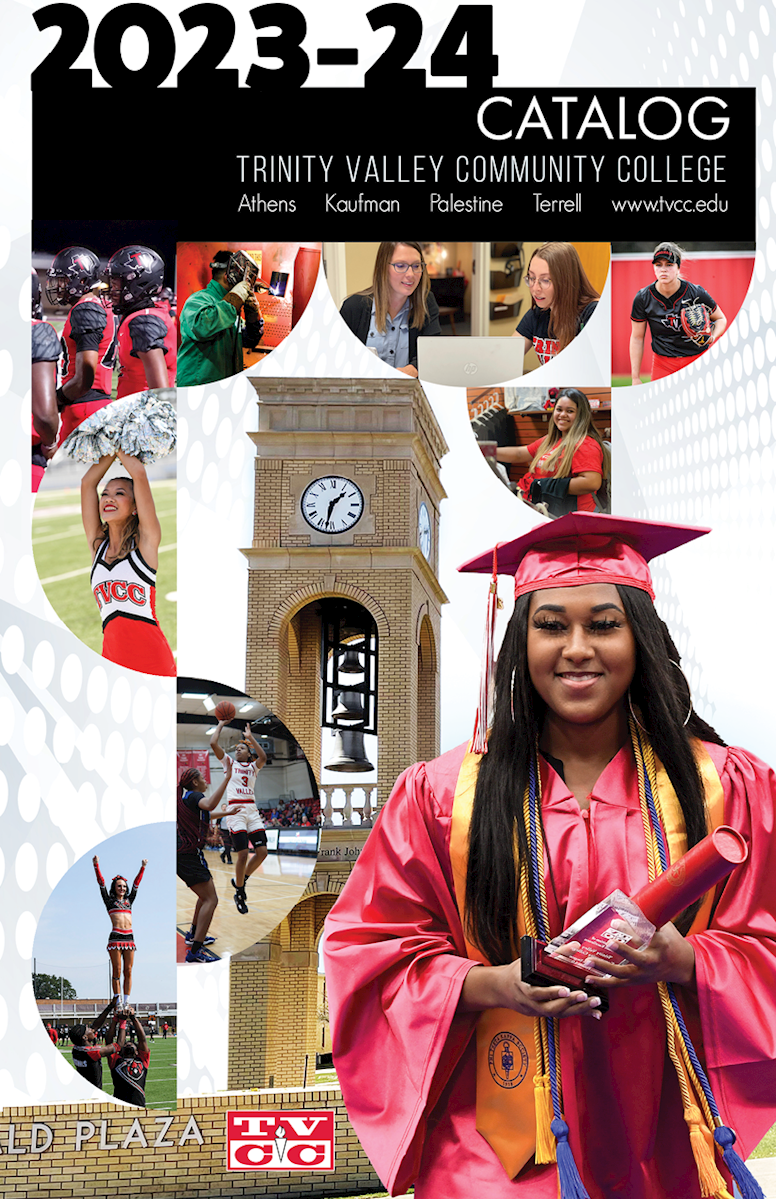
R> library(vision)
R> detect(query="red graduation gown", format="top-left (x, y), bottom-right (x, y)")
top-left (323, 740), bottom-right (776, 1198)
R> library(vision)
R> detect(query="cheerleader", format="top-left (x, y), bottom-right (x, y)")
top-left (93, 856), bottom-right (147, 1008)
top-left (81, 449), bottom-right (175, 676)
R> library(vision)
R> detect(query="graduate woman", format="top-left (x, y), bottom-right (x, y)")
top-left (513, 243), bottom-right (600, 367)
top-left (81, 449), bottom-right (175, 676)
top-left (324, 513), bottom-right (776, 1199)
top-left (339, 241), bottom-right (441, 376)
top-left (630, 243), bottom-right (727, 383)
top-left (495, 389), bottom-right (609, 516)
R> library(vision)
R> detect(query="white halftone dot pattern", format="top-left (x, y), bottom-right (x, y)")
top-left (132, 686), bottom-right (152, 732)
top-left (86, 665), bottom-right (108, 713)
top-left (2, 625), bottom-right (24, 673)
top-left (17, 774), bottom-right (40, 822)
top-left (45, 842), bottom-right (68, 889)
top-left (31, 640), bottom-right (55, 689)
top-left (0, 698), bottom-right (12, 746)
top-left (60, 654), bottom-right (83, 702)
top-left (0, 348), bottom-right (12, 396)
top-left (52, 716), bottom-right (76, 764)
top-left (0, 459), bottom-right (22, 506)
top-left (14, 555), bottom-right (37, 605)
top-left (23, 706), bottom-right (46, 754)
top-left (15, 911), bottom-right (36, 959)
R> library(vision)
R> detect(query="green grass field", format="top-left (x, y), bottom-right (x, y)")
top-left (58, 1035), bottom-right (177, 1110)
top-left (32, 479), bottom-right (177, 659)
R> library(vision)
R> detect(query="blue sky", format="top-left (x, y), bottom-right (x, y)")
top-left (33, 824), bottom-right (175, 1004)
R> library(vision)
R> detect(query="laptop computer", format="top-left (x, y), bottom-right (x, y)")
top-left (417, 337), bottom-right (525, 387)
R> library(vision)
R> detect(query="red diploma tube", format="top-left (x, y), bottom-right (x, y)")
top-left (631, 826), bottom-right (748, 928)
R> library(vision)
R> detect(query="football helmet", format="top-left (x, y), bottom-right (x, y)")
top-left (105, 245), bottom-right (165, 315)
top-left (45, 246), bottom-right (102, 307)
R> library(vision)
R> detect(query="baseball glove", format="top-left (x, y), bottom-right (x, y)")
top-left (680, 302), bottom-right (713, 346)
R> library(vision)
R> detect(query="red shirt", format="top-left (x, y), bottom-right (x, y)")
top-left (519, 435), bottom-right (603, 512)
top-left (60, 295), bottom-right (117, 399)
top-left (117, 306), bottom-right (177, 398)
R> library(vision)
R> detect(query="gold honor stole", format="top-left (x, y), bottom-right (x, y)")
top-left (449, 742), bottom-right (724, 1180)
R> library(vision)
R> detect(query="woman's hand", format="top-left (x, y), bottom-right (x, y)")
top-left (92, 855), bottom-right (99, 866)
top-left (460, 960), bottom-right (602, 1019)
top-left (142, 859), bottom-right (148, 868)
top-left (115, 450), bottom-right (145, 474)
top-left (584, 920), bottom-right (696, 989)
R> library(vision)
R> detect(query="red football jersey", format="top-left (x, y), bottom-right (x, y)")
top-left (117, 306), bottom-right (177, 398)
top-left (60, 295), bottom-right (117, 397)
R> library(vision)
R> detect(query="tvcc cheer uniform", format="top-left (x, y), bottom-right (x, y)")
top-left (90, 540), bottom-right (176, 677)
top-left (93, 860), bottom-right (145, 953)
top-left (223, 754), bottom-right (267, 849)
top-left (515, 301), bottom-right (598, 366)
top-left (631, 280), bottom-right (718, 380)
top-left (116, 305), bottom-right (177, 398)
top-left (31, 319), bottom-right (61, 491)
top-left (58, 294), bottom-right (118, 442)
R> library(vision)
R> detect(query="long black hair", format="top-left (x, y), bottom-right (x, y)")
top-left (464, 586), bottom-right (726, 966)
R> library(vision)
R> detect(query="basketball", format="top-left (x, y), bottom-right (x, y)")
top-left (214, 701), bottom-right (236, 722)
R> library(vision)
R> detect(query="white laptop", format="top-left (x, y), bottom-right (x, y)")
top-left (417, 337), bottom-right (525, 387)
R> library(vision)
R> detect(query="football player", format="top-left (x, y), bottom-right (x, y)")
top-left (45, 246), bottom-right (117, 442)
top-left (105, 245), bottom-right (176, 398)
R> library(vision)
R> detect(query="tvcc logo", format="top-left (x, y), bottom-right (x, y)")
top-left (226, 1110), bottom-right (334, 1171)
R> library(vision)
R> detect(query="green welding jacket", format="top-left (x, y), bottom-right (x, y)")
top-left (177, 279), bottom-right (262, 386)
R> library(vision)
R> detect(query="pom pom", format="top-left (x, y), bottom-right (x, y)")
top-left (551, 1117), bottom-right (590, 1199)
top-left (714, 1126), bottom-right (764, 1199)
top-left (62, 391), bottom-right (176, 464)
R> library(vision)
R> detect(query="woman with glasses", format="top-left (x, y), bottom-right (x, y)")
top-left (513, 243), bottom-right (600, 368)
top-left (340, 241), bottom-right (441, 377)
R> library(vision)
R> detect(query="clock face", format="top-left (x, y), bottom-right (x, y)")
top-left (301, 476), bottom-right (365, 534)
top-left (418, 502), bottom-right (431, 560)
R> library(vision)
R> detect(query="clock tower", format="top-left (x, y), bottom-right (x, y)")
top-left (243, 375), bottom-right (448, 813)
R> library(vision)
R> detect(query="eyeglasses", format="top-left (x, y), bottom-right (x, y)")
top-left (389, 262), bottom-right (424, 274)
top-left (524, 275), bottom-right (552, 289)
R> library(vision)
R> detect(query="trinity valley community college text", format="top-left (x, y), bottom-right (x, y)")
top-left (236, 154), bottom-right (725, 187)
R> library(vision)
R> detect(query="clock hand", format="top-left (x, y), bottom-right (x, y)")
top-left (326, 489), bottom-right (348, 524)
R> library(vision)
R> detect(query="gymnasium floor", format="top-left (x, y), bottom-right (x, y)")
top-left (176, 848), bottom-right (316, 962)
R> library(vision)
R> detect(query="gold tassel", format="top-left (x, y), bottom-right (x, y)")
top-left (683, 1105), bottom-right (733, 1198)
top-left (533, 1072), bottom-right (556, 1163)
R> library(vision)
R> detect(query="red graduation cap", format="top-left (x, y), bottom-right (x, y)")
top-left (457, 513), bottom-right (711, 751)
